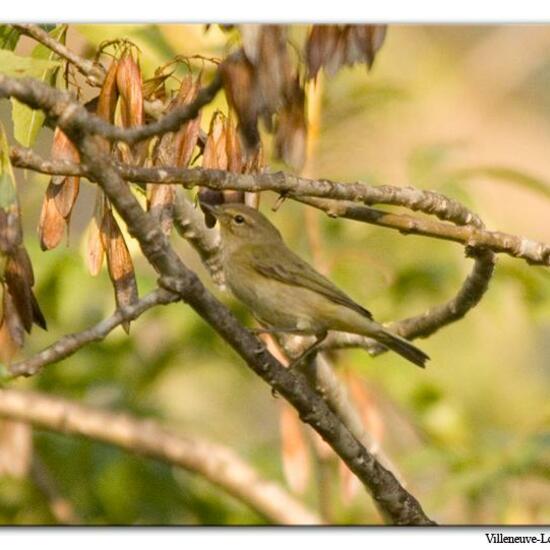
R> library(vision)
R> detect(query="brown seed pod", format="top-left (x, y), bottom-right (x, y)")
top-left (116, 52), bottom-right (144, 128)
top-left (38, 181), bottom-right (66, 251)
top-left (86, 189), bottom-right (106, 277)
top-left (101, 208), bottom-right (139, 333)
top-left (305, 24), bottom-right (387, 80)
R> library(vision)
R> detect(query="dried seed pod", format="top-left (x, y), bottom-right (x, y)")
top-left (0, 284), bottom-right (22, 363)
top-left (142, 69), bottom-right (173, 102)
top-left (173, 74), bottom-right (202, 168)
top-left (38, 128), bottom-right (81, 248)
top-left (275, 77), bottom-right (307, 172)
top-left (116, 52), bottom-right (144, 128)
top-left (101, 208), bottom-right (138, 333)
top-left (202, 111), bottom-right (228, 170)
top-left (97, 59), bottom-right (119, 122)
top-left (3, 247), bottom-right (46, 333)
top-left (254, 26), bottom-right (293, 113)
top-left (86, 189), bottom-right (106, 276)
top-left (306, 24), bottom-right (387, 80)
top-left (50, 128), bottom-right (80, 182)
top-left (225, 114), bottom-right (243, 174)
top-left (220, 54), bottom-right (261, 150)
top-left (199, 112), bottom-right (229, 226)
top-left (38, 181), bottom-right (66, 251)
top-left (1, 284), bottom-right (25, 348)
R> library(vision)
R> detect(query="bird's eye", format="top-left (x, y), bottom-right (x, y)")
top-left (234, 214), bottom-right (245, 224)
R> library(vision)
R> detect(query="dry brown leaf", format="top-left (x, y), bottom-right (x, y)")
top-left (101, 209), bottom-right (138, 332)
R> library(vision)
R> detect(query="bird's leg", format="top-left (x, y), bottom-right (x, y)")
top-left (287, 331), bottom-right (328, 371)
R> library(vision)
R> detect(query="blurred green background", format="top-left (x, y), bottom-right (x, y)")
top-left (0, 24), bottom-right (549, 525)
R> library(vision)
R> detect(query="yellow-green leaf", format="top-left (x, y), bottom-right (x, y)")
top-left (0, 26), bottom-right (20, 51)
top-left (0, 49), bottom-right (61, 77)
top-left (10, 24), bottom-right (67, 148)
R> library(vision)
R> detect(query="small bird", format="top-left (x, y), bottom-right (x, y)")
top-left (204, 203), bottom-right (429, 368)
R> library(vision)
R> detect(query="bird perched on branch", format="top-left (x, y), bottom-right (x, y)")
top-left (203, 202), bottom-right (429, 369)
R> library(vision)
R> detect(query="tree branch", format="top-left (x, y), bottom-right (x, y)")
top-left (68, 133), bottom-right (434, 523)
top-left (10, 143), bottom-right (549, 268)
top-left (0, 388), bottom-right (321, 525)
top-left (13, 24), bottom-right (106, 86)
top-left (0, 74), bottom-right (222, 144)
top-left (9, 289), bottom-right (179, 378)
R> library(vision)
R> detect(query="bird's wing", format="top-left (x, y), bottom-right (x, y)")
top-left (248, 245), bottom-right (373, 320)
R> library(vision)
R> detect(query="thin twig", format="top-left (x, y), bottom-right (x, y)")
top-left (9, 289), bottom-right (179, 378)
top-left (0, 388), bottom-right (321, 525)
top-left (13, 24), bottom-right (106, 86)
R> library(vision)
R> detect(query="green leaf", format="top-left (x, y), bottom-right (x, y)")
top-left (0, 25), bottom-right (20, 51)
top-left (0, 122), bottom-right (21, 251)
top-left (0, 122), bottom-right (17, 204)
top-left (0, 49), bottom-right (61, 77)
top-left (10, 24), bottom-right (67, 148)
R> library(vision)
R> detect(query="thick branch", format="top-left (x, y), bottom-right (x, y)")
top-left (9, 289), bottom-right (179, 378)
top-left (0, 388), bottom-right (320, 525)
top-left (9, 145), bottom-right (548, 268)
top-left (0, 74), bottom-right (222, 144)
top-left (69, 134), bottom-right (434, 524)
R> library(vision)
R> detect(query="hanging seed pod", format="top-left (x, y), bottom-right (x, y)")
top-left (116, 52), bottom-right (144, 128)
top-left (101, 208), bottom-right (138, 333)
top-left (97, 59), bottom-right (119, 122)
top-left (220, 54), bottom-right (261, 151)
top-left (86, 189), bottom-right (106, 277)
top-left (222, 115), bottom-right (245, 204)
top-left (199, 112), bottom-right (229, 226)
top-left (4, 247), bottom-right (46, 333)
top-left (0, 284), bottom-right (24, 362)
top-left (275, 77), bottom-right (307, 172)
top-left (38, 128), bottom-right (81, 250)
top-left (305, 24), bottom-right (387, 80)
top-left (38, 181), bottom-right (66, 251)
top-left (173, 74), bottom-right (202, 169)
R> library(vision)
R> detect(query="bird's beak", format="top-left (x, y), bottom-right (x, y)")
top-left (200, 202), bottom-right (221, 217)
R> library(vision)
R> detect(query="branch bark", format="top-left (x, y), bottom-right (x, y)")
top-left (0, 388), bottom-right (321, 525)
top-left (9, 144), bottom-right (549, 268)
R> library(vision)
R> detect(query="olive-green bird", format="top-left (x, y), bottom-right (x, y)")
top-left (205, 203), bottom-right (429, 368)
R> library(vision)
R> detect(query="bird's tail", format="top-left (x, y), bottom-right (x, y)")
top-left (374, 329), bottom-right (429, 368)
